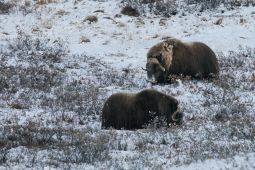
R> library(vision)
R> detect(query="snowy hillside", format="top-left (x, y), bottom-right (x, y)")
top-left (0, 0), bottom-right (255, 169)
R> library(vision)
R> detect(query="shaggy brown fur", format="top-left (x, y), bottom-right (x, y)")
top-left (146, 38), bottom-right (219, 83)
top-left (101, 89), bottom-right (183, 130)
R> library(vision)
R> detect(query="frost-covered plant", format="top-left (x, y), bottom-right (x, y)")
top-left (0, 30), bottom-right (66, 93)
top-left (0, 1), bottom-right (13, 14)
top-left (0, 125), bottom-right (110, 166)
top-left (204, 78), bottom-right (249, 121)
top-left (144, 111), bottom-right (168, 129)
top-left (218, 46), bottom-right (255, 90)
top-left (7, 30), bottom-right (67, 65)
top-left (185, 0), bottom-right (221, 10)
top-left (123, 0), bottom-right (255, 16)
top-left (47, 81), bottom-right (102, 115)
top-left (185, 0), bottom-right (255, 11)
top-left (0, 0), bottom-right (35, 15)
top-left (122, 0), bottom-right (178, 17)
top-left (70, 54), bottom-right (146, 88)
top-left (0, 65), bottom-right (64, 93)
top-left (0, 32), bottom-right (66, 110)
top-left (58, 131), bottom-right (110, 164)
top-left (37, 0), bottom-right (55, 5)
top-left (218, 47), bottom-right (255, 71)
top-left (203, 47), bottom-right (255, 121)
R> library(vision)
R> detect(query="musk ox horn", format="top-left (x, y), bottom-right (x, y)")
top-left (160, 65), bottom-right (166, 72)
top-left (142, 67), bottom-right (147, 71)
top-left (147, 58), bottom-right (166, 72)
top-left (171, 106), bottom-right (181, 121)
top-left (146, 79), bottom-right (157, 84)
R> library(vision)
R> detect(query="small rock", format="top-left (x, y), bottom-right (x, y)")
top-left (121, 6), bottom-right (139, 17)
top-left (161, 36), bottom-right (174, 40)
top-left (55, 9), bottom-right (67, 16)
top-left (80, 36), bottom-right (90, 43)
top-left (215, 18), bottom-right (223, 25)
top-left (152, 34), bottom-right (160, 39)
top-left (43, 21), bottom-right (52, 29)
top-left (117, 22), bottom-right (125, 27)
top-left (240, 18), bottom-right (246, 24)
top-left (201, 17), bottom-right (207, 21)
top-left (114, 14), bottom-right (122, 18)
top-left (159, 18), bottom-right (167, 26)
top-left (32, 26), bottom-right (40, 32)
top-left (9, 101), bottom-right (29, 110)
top-left (2, 32), bottom-right (9, 35)
top-left (93, 9), bottom-right (104, 13)
top-left (84, 15), bottom-right (98, 23)
top-left (102, 41), bottom-right (109, 45)
top-left (141, 0), bottom-right (157, 4)
top-left (136, 18), bottom-right (145, 26)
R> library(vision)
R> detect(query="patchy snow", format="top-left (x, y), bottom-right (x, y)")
top-left (170, 153), bottom-right (255, 170)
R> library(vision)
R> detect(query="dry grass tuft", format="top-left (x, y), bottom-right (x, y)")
top-left (0, 2), bottom-right (13, 14)
top-left (37, 0), bottom-right (56, 5)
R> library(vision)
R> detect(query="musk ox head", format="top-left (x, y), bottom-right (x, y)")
top-left (101, 89), bottom-right (184, 130)
top-left (146, 42), bottom-right (174, 83)
top-left (146, 58), bottom-right (166, 83)
top-left (158, 94), bottom-right (183, 125)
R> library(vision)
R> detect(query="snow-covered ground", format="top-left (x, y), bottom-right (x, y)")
top-left (0, 0), bottom-right (255, 169)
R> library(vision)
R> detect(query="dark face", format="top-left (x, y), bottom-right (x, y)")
top-left (146, 60), bottom-right (166, 83)
top-left (159, 97), bottom-right (184, 125)
top-left (169, 110), bottom-right (184, 125)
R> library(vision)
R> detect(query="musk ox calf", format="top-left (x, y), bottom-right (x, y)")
top-left (101, 89), bottom-right (183, 130)
top-left (146, 38), bottom-right (219, 83)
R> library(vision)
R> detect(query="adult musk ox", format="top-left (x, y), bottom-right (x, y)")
top-left (101, 89), bottom-right (183, 130)
top-left (145, 38), bottom-right (219, 83)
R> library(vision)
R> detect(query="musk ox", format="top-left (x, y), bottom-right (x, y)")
top-left (145, 38), bottom-right (219, 83)
top-left (101, 89), bottom-right (183, 130)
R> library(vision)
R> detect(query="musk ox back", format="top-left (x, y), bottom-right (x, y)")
top-left (101, 89), bottom-right (183, 130)
top-left (146, 38), bottom-right (219, 83)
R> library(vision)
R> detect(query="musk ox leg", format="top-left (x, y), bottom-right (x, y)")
top-left (101, 116), bottom-right (111, 129)
top-left (194, 72), bottom-right (203, 79)
top-left (208, 72), bottom-right (219, 79)
top-left (101, 103), bottom-right (117, 129)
